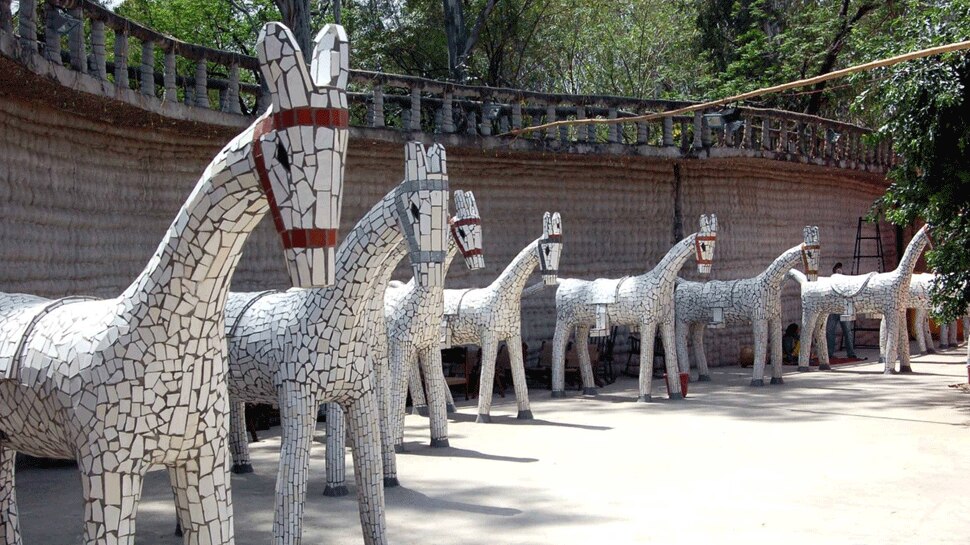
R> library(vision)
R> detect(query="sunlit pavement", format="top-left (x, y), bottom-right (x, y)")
top-left (16, 343), bottom-right (970, 544)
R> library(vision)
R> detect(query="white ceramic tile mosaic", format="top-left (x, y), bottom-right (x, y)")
top-left (675, 227), bottom-right (819, 386)
top-left (0, 22), bottom-right (349, 545)
top-left (551, 215), bottom-right (717, 401)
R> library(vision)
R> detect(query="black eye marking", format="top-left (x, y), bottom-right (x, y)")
top-left (544, 246), bottom-right (551, 257)
top-left (700, 243), bottom-right (707, 252)
top-left (457, 227), bottom-right (466, 237)
top-left (276, 140), bottom-right (290, 172)
top-left (410, 202), bottom-right (421, 222)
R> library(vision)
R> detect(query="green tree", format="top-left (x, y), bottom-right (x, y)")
top-left (868, 0), bottom-right (970, 321)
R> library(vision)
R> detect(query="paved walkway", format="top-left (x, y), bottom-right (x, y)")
top-left (14, 345), bottom-right (970, 544)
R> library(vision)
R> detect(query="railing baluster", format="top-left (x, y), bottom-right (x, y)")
top-left (692, 111), bottom-right (703, 149)
top-left (68, 5), bottom-right (85, 72)
top-left (44, 4), bottom-right (60, 64)
top-left (371, 84), bottom-right (384, 127)
top-left (575, 106), bottom-right (587, 143)
top-left (224, 62), bottom-right (241, 114)
top-left (466, 109), bottom-right (477, 136)
top-left (194, 58), bottom-right (208, 108)
top-left (663, 117), bottom-right (674, 147)
top-left (637, 122), bottom-right (648, 145)
top-left (742, 116), bottom-right (753, 149)
top-left (409, 87), bottom-right (421, 131)
top-left (779, 121), bottom-right (789, 153)
top-left (90, 20), bottom-right (107, 80)
top-left (441, 91), bottom-right (453, 133)
top-left (545, 104), bottom-right (557, 140)
top-left (511, 102), bottom-right (522, 131)
top-left (19, 0), bottom-right (37, 53)
top-left (163, 48), bottom-right (177, 101)
top-left (761, 118), bottom-right (771, 150)
top-left (140, 40), bottom-right (154, 96)
top-left (480, 100), bottom-right (492, 136)
top-left (607, 108), bottom-right (618, 144)
top-left (114, 31), bottom-right (129, 89)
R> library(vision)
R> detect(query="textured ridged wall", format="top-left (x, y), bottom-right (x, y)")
top-left (0, 91), bottom-right (894, 368)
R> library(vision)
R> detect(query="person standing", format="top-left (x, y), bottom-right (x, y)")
top-left (826, 262), bottom-right (858, 358)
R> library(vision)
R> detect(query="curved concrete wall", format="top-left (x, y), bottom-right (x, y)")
top-left (0, 76), bottom-right (894, 368)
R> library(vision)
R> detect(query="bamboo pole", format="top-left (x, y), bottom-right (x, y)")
top-left (502, 40), bottom-right (970, 138)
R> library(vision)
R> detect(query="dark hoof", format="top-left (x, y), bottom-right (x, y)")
top-left (516, 410), bottom-right (534, 420)
top-left (551, 390), bottom-right (566, 398)
top-left (323, 485), bottom-right (349, 497)
top-left (637, 394), bottom-right (652, 402)
top-left (231, 463), bottom-right (253, 474)
top-left (770, 377), bottom-right (784, 385)
top-left (446, 403), bottom-right (457, 414)
top-left (430, 438), bottom-right (450, 448)
top-left (819, 364), bottom-right (832, 371)
top-left (750, 379), bottom-right (765, 387)
top-left (883, 369), bottom-right (897, 375)
top-left (926, 348), bottom-right (937, 354)
top-left (174, 522), bottom-right (183, 538)
top-left (582, 387), bottom-right (598, 396)
top-left (394, 443), bottom-right (406, 454)
top-left (476, 414), bottom-right (492, 424)
top-left (797, 366), bottom-right (810, 372)
top-left (899, 366), bottom-right (913, 373)
top-left (668, 392), bottom-right (684, 400)
top-left (384, 476), bottom-right (400, 488)
top-left (697, 374), bottom-right (712, 382)
top-left (415, 406), bottom-right (429, 417)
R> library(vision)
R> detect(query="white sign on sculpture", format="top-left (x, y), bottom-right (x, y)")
top-left (0, 22), bottom-right (347, 545)
top-left (674, 226), bottom-right (820, 386)
top-left (552, 215), bottom-right (717, 401)
top-left (224, 142), bottom-right (449, 545)
top-left (789, 224), bottom-right (931, 374)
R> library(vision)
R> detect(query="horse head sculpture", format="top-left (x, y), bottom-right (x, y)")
top-left (396, 142), bottom-right (450, 288)
top-left (450, 190), bottom-right (485, 270)
top-left (695, 214), bottom-right (718, 274)
top-left (538, 212), bottom-right (563, 285)
top-left (254, 23), bottom-right (350, 287)
top-left (801, 226), bottom-right (821, 281)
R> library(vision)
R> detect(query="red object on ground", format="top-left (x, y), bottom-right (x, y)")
top-left (663, 372), bottom-right (690, 397)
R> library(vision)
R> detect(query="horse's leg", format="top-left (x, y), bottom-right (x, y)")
top-left (507, 334), bottom-right (533, 419)
top-left (750, 318), bottom-right (769, 386)
top-left (389, 342), bottom-right (413, 452)
top-left (637, 321), bottom-right (658, 402)
top-left (691, 323), bottom-right (711, 381)
top-left (273, 381), bottom-right (318, 545)
top-left (444, 377), bottom-right (457, 414)
top-left (797, 310), bottom-right (818, 371)
top-left (880, 315), bottom-right (889, 359)
top-left (374, 352), bottom-right (398, 488)
top-left (660, 319), bottom-right (682, 399)
top-left (421, 347), bottom-right (450, 447)
top-left (914, 308), bottom-right (928, 353)
top-left (407, 357), bottom-right (428, 417)
top-left (814, 317), bottom-right (830, 369)
top-left (575, 326), bottom-right (597, 395)
top-left (550, 319), bottom-right (570, 398)
top-left (883, 308), bottom-right (900, 374)
top-left (674, 319), bottom-right (691, 377)
top-left (168, 448), bottom-right (233, 545)
top-left (899, 310), bottom-right (913, 373)
top-left (768, 316), bottom-right (784, 384)
top-left (0, 445), bottom-right (21, 545)
top-left (82, 464), bottom-right (145, 545)
top-left (229, 401), bottom-right (253, 474)
top-left (475, 332), bottom-right (499, 423)
top-left (324, 402), bottom-right (348, 497)
top-left (345, 391), bottom-right (388, 545)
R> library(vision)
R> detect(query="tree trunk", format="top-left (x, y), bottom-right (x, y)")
top-left (275, 0), bottom-right (312, 62)
top-left (443, 0), bottom-right (468, 81)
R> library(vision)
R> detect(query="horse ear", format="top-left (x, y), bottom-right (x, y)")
top-left (453, 190), bottom-right (468, 216)
top-left (257, 22), bottom-right (313, 110)
top-left (404, 142), bottom-right (428, 180)
top-left (552, 212), bottom-right (562, 234)
top-left (426, 144), bottom-right (448, 180)
top-left (465, 191), bottom-right (479, 216)
top-left (543, 211), bottom-right (552, 235)
top-left (309, 24), bottom-right (350, 90)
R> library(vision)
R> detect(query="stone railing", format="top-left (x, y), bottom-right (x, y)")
top-left (0, 0), bottom-right (893, 170)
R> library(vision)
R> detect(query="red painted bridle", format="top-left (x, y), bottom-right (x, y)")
top-left (251, 106), bottom-right (349, 250)
top-left (451, 217), bottom-right (483, 258)
top-left (694, 234), bottom-right (716, 266)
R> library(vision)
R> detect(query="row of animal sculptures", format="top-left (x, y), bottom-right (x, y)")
top-left (0, 20), bottom-right (951, 545)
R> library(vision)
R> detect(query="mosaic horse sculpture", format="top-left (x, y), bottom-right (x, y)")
top-left (0, 22), bottom-right (347, 545)
top-left (422, 212), bottom-right (563, 426)
top-left (906, 273), bottom-right (967, 353)
top-left (552, 215), bottom-right (717, 401)
top-left (789, 224), bottom-right (931, 374)
top-left (320, 188), bottom-right (483, 494)
top-left (383, 191), bottom-right (484, 447)
top-left (225, 142), bottom-right (448, 545)
top-left (675, 227), bottom-right (820, 386)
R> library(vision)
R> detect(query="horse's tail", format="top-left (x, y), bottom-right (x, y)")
top-left (787, 269), bottom-right (808, 286)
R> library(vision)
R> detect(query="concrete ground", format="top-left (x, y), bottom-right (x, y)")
top-left (14, 344), bottom-right (970, 545)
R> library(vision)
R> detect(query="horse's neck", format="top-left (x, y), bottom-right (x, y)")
top-left (122, 129), bottom-right (263, 324)
top-left (893, 227), bottom-right (930, 282)
top-left (490, 237), bottom-right (539, 299)
top-left (758, 244), bottom-right (802, 290)
top-left (650, 235), bottom-right (696, 285)
top-left (320, 193), bottom-right (404, 312)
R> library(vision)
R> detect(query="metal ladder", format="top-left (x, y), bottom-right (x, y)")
top-left (851, 216), bottom-right (887, 347)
